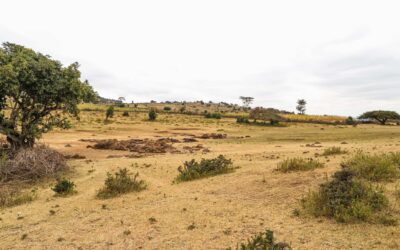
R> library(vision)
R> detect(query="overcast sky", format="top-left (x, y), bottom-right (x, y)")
top-left (1, 0), bottom-right (399, 115)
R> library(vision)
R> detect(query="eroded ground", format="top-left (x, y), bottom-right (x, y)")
top-left (1, 112), bottom-right (400, 249)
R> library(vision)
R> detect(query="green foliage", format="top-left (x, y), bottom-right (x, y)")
top-left (163, 106), bottom-right (172, 111)
top-left (0, 42), bottom-right (96, 149)
top-left (96, 168), bottom-right (146, 199)
top-left (122, 111), bottom-right (129, 117)
top-left (341, 152), bottom-right (400, 182)
top-left (205, 113), bottom-right (222, 119)
top-left (358, 110), bottom-right (400, 125)
top-left (105, 106), bottom-right (114, 120)
top-left (322, 146), bottom-right (348, 156)
top-left (236, 117), bottom-right (250, 124)
top-left (229, 230), bottom-right (291, 250)
top-left (345, 116), bottom-right (356, 125)
top-left (296, 99), bottom-right (307, 115)
top-left (175, 155), bottom-right (235, 182)
top-left (148, 109), bottom-right (157, 121)
top-left (301, 169), bottom-right (394, 224)
top-left (52, 179), bottom-right (76, 196)
top-left (276, 157), bottom-right (324, 172)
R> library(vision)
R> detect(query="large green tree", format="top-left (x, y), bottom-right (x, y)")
top-left (358, 110), bottom-right (400, 125)
top-left (0, 42), bottom-right (96, 149)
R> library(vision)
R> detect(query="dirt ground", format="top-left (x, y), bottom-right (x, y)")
top-left (1, 112), bottom-right (400, 249)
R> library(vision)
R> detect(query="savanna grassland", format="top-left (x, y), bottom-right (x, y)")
top-left (1, 108), bottom-right (400, 249)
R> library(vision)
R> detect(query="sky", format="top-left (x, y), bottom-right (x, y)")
top-left (1, 0), bottom-right (400, 116)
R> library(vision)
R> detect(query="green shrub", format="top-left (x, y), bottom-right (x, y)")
top-left (276, 157), bottom-right (324, 172)
top-left (148, 109), bottom-right (157, 121)
top-left (175, 155), bottom-right (235, 182)
top-left (236, 117), bottom-right (250, 124)
top-left (341, 152), bottom-right (400, 182)
top-left (96, 168), bottom-right (146, 199)
top-left (301, 169), bottom-right (394, 224)
top-left (322, 146), bottom-right (348, 156)
top-left (105, 106), bottom-right (114, 120)
top-left (163, 106), bottom-right (172, 111)
top-left (228, 230), bottom-right (291, 250)
top-left (52, 179), bottom-right (76, 196)
top-left (204, 113), bottom-right (222, 119)
top-left (345, 116), bottom-right (356, 125)
top-left (122, 111), bottom-right (129, 117)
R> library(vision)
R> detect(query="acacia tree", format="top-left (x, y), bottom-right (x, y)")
top-left (296, 99), bottom-right (307, 114)
top-left (358, 110), bottom-right (400, 125)
top-left (0, 42), bottom-right (96, 149)
top-left (239, 96), bottom-right (254, 108)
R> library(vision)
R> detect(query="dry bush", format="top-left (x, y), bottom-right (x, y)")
top-left (322, 146), bottom-right (348, 156)
top-left (0, 185), bottom-right (37, 208)
top-left (0, 145), bottom-right (68, 183)
top-left (276, 157), bottom-right (324, 172)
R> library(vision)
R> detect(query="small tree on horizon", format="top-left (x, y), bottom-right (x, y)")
top-left (358, 110), bottom-right (400, 125)
top-left (239, 96), bottom-right (254, 108)
top-left (296, 99), bottom-right (307, 115)
top-left (0, 42), bottom-right (95, 149)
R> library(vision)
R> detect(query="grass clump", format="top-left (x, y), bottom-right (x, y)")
top-left (0, 186), bottom-right (37, 208)
top-left (276, 157), bottom-right (324, 173)
top-left (341, 151), bottom-right (400, 182)
top-left (96, 168), bottom-right (146, 199)
top-left (52, 179), bottom-right (76, 196)
top-left (301, 169), bottom-right (395, 224)
top-left (175, 155), bottom-right (234, 182)
top-left (204, 113), bottom-right (222, 119)
top-left (322, 146), bottom-right (348, 156)
top-left (228, 230), bottom-right (291, 250)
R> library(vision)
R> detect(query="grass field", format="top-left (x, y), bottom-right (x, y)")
top-left (1, 110), bottom-right (400, 249)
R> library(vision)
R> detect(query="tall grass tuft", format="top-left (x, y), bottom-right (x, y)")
top-left (276, 157), bottom-right (324, 173)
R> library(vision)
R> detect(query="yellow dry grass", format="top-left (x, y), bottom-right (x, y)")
top-left (1, 110), bottom-right (400, 249)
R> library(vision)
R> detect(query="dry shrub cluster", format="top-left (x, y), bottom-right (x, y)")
top-left (197, 133), bottom-right (227, 139)
top-left (0, 185), bottom-right (37, 208)
top-left (0, 145), bottom-right (67, 183)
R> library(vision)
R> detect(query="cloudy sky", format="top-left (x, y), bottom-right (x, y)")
top-left (1, 0), bottom-right (399, 115)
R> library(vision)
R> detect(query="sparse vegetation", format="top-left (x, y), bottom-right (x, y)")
top-left (341, 152), bottom-right (400, 182)
top-left (122, 111), bottom-right (129, 117)
top-left (301, 169), bottom-right (395, 224)
top-left (52, 179), bottom-right (76, 196)
top-left (229, 230), bottom-right (291, 250)
top-left (276, 157), bottom-right (324, 172)
top-left (175, 155), bottom-right (235, 182)
top-left (205, 113), bottom-right (222, 119)
top-left (148, 109), bottom-right (157, 121)
top-left (0, 186), bottom-right (37, 208)
top-left (96, 168), bottom-right (146, 199)
top-left (322, 146), bottom-right (348, 156)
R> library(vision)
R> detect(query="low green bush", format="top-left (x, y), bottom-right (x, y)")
top-left (322, 146), bottom-right (348, 156)
top-left (175, 155), bottom-right (235, 182)
top-left (301, 169), bottom-right (395, 224)
top-left (96, 168), bottom-right (146, 199)
top-left (205, 113), bottom-right (222, 119)
top-left (228, 230), bottom-right (291, 250)
top-left (341, 152), bottom-right (400, 182)
top-left (163, 106), bottom-right (172, 111)
top-left (52, 179), bottom-right (76, 196)
top-left (148, 109), bottom-right (157, 121)
top-left (276, 157), bottom-right (324, 172)
top-left (122, 111), bottom-right (129, 117)
top-left (236, 117), bottom-right (250, 124)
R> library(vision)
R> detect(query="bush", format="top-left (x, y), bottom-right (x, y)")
top-left (175, 155), bottom-right (235, 182)
top-left (105, 106), bottom-right (114, 120)
top-left (148, 109), bottom-right (157, 121)
top-left (228, 230), bottom-right (291, 250)
top-left (0, 145), bottom-right (68, 183)
top-left (0, 185), bottom-right (37, 208)
top-left (122, 111), bottom-right (129, 117)
top-left (341, 152), bottom-right (400, 182)
top-left (301, 169), bottom-right (394, 224)
top-left (163, 106), bottom-right (172, 111)
top-left (96, 168), bottom-right (146, 199)
top-left (276, 157), bottom-right (324, 172)
top-left (236, 117), bottom-right (250, 124)
top-left (204, 113), bottom-right (222, 119)
top-left (52, 179), bottom-right (76, 196)
top-left (345, 116), bottom-right (356, 125)
top-left (322, 146), bottom-right (348, 156)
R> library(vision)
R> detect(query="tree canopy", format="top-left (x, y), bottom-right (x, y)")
top-left (296, 99), bottom-right (307, 115)
top-left (0, 42), bottom-right (96, 149)
top-left (358, 110), bottom-right (400, 125)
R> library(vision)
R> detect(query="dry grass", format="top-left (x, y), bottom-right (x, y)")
top-left (0, 109), bottom-right (400, 249)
